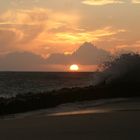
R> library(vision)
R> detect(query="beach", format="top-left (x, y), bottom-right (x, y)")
top-left (0, 99), bottom-right (140, 140)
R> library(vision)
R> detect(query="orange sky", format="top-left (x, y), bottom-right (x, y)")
top-left (0, 0), bottom-right (140, 71)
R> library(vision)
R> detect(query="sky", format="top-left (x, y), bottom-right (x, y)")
top-left (0, 0), bottom-right (140, 71)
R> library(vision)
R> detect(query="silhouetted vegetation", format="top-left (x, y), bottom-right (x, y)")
top-left (0, 53), bottom-right (140, 116)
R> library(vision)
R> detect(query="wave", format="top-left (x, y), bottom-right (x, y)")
top-left (93, 53), bottom-right (140, 85)
top-left (0, 53), bottom-right (140, 116)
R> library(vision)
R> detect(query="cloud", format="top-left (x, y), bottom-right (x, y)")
top-left (132, 0), bottom-right (140, 3)
top-left (0, 42), bottom-right (111, 71)
top-left (82, 0), bottom-right (140, 5)
top-left (0, 52), bottom-right (45, 71)
top-left (0, 8), bottom-right (48, 53)
top-left (82, 0), bottom-right (124, 6)
top-left (0, 7), bottom-right (126, 56)
top-left (11, 0), bottom-right (39, 7)
top-left (46, 42), bottom-right (111, 65)
top-left (112, 40), bottom-right (140, 54)
top-left (0, 8), bottom-right (80, 55)
top-left (42, 26), bottom-right (125, 46)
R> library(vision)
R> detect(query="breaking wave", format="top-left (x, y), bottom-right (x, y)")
top-left (0, 53), bottom-right (140, 116)
top-left (93, 53), bottom-right (140, 85)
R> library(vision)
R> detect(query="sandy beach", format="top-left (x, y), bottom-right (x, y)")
top-left (0, 99), bottom-right (140, 140)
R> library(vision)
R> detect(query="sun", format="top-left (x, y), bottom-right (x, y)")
top-left (70, 64), bottom-right (79, 71)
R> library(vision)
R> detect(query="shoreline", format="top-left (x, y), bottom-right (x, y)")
top-left (0, 98), bottom-right (140, 140)
top-left (1, 97), bottom-right (139, 119)
top-left (0, 81), bottom-right (140, 116)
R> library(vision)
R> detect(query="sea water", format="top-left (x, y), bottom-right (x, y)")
top-left (0, 72), bottom-right (94, 97)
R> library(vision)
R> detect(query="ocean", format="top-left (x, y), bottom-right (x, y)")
top-left (0, 72), bottom-right (94, 98)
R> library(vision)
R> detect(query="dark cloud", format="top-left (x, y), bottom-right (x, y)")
top-left (0, 42), bottom-right (111, 71)
top-left (0, 29), bottom-right (18, 51)
top-left (0, 52), bottom-right (45, 71)
top-left (46, 42), bottom-right (111, 65)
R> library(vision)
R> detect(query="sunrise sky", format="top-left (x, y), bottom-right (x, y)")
top-left (0, 0), bottom-right (140, 71)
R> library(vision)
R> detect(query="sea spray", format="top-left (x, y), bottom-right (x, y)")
top-left (93, 53), bottom-right (140, 85)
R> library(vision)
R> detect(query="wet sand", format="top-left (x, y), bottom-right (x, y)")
top-left (0, 99), bottom-right (140, 140)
